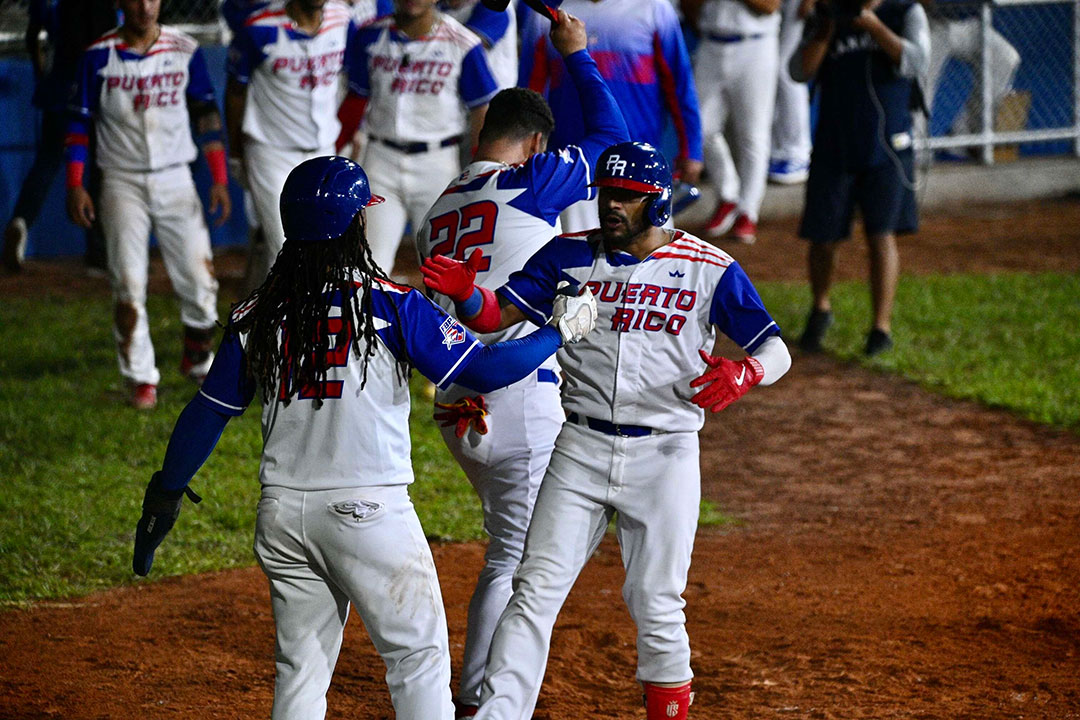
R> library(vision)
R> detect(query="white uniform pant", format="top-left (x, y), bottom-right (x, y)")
top-left (436, 373), bottom-right (563, 706)
top-left (772, 0), bottom-right (812, 164)
top-left (244, 140), bottom-right (333, 284)
top-left (254, 484), bottom-right (454, 720)
top-left (926, 18), bottom-right (1021, 135)
top-left (361, 140), bottom-right (460, 275)
top-left (476, 422), bottom-right (700, 720)
top-left (695, 33), bottom-right (780, 222)
top-left (98, 165), bottom-right (218, 386)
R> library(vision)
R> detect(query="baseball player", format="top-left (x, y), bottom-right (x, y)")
top-left (226, 0), bottom-right (360, 286)
top-left (769, 0), bottom-right (813, 183)
top-left (66, 0), bottom-right (230, 409)
top-left (518, 0), bottom-right (703, 232)
top-left (415, 11), bottom-right (628, 716)
top-left (422, 141), bottom-right (792, 719)
top-left (438, 0), bottom-right (518, 90)
top-left (2, 0), bottom-right (117, 274)
top-left (130, 156), bottom-right (597, 720)
top-left (686, 0), bottom-right (782, 244)
top-left (336, 0), bottom-right (499, 275)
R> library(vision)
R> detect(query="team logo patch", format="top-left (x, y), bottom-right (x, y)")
top-left (440, 316), bottom-right (466, 349)
top-left (666, 700), bottom-right (680, 717)
top-left (329, 500), bottom-right (383, 521)
top-left (606, 154), bottom-right (627, 176)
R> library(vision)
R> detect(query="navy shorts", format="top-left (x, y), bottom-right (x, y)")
top-left (799, 149), bottom-right (919, 243)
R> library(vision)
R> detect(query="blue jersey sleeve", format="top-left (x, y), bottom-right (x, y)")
top-left (459, 44), bottom-right (498, 108)
top-left (652, 1), bottom-right (703, 162)
top-left (186, 48), bottom-right (216, 104)
top-left (195, 330), bottom-right (258, 416)
top-left (70, 48), bottom-right (105, 119)
top-left (500, 237), bottom-right (591, 326)
top-left (709, 262), bottom-right (781, 353)
top-left (370, 286), bottom-right (482, 389)
top-left (464, 2), bottom-right (510, 46)
top-left (226, 24), bottom-right (265, 84)
top-left (347, 26), bottom-right (381, 96)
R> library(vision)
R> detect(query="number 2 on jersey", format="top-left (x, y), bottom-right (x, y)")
top-left (428, 200), bottom-right (498, 272)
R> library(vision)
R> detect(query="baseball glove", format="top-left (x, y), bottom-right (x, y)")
top-left (132, 472), bottom-right (202, 577)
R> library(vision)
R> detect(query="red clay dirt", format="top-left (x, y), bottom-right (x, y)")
top-left (1, 197), bottom-right (1079, 719)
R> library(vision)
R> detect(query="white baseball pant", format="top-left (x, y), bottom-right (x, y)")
top-left (475, 422), bottom-right (701, 720)
top-left (695, 33), bottom-right (780, 223)
top-left (98, 165), bottom-right (218, 386)
top-left (772, 0), bottom-right (812, 165)
top-left (254, 484), bottom-right (454, 720)
top-left (361, 140), bottom-right (461, 276)
top-left (436, 374), bottom-right (564, 707)
top-left (244, 139), bottom-right (333, 284)
top-left (926, 18), bottom-right (1020, 135)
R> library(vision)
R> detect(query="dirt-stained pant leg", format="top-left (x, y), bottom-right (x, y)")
top-left (256, 484), bottom-right (455, 720)
top-left (99, 168), bottom-right (158, 386)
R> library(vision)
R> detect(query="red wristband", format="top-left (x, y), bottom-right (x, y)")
top-left (66, 160), bottom-right (85, 189)
top-left (468, 287), bottom-right (502, 334)
top-left (206, 148), bottom-right (228, 186)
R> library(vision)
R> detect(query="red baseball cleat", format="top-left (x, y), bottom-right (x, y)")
top-left (703, 201), bottom-right (738, 238)
top-left (130, 383), bottom-right (158, 410)
top-left (731, 213), bottom-right (757, 245)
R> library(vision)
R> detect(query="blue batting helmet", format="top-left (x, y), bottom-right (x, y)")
top-left (591, 142), bottom-right (673, 227)
top-left (279, 156), bottom-right (385, 244)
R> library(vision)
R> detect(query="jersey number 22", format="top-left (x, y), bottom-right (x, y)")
top-left (428, 200), bottom-right (498, 272)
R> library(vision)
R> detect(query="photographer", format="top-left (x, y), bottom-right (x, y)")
top-left (791, 0), bottom-right (929, 356)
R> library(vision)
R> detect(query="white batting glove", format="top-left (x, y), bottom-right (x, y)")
top-left (550, 281), bottom-right (597, 344)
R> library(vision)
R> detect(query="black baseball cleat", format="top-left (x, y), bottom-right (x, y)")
top-left (798, 309), bottom-right (833, 353)
top-left (865, 328), bottom-right (894, 356)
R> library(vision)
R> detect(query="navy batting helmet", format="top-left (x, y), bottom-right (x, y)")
top-left (279, 156), bottom-right (384, 244)
top-left (591, 142), bottom-right (673, 227)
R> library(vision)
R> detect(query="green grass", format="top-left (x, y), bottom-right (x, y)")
top-left (4, 271), bottom-right (1073, 601)
top-left (757, 271), bottom-right (1080, 430)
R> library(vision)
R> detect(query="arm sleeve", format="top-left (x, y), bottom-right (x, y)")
top-left (465, 2), bottom-right (511, 46)
top-left (898, 3), bottom-right (931, 79)
top-left (459, 44), bottom-right (499, 109)
top-left (370, 287), bottom-right (483, 389)
top-left (226, 26), bottom-right (259, 85)
top-left (158, 400), bottom-right (232, 491)
top-left (186, 48), bottom-right (217, 104)
top-left (708, 262), bottom-right (782, 353)
top-left (194, 330), bottom-right (259, 416)
top-left (653, 2), bottom-right (703, 162)
top-left (452, 325), bottom-right (562, 393)
top-left (750, 334), bottom-right (791, 387)
top-left (65, 51), bottom-right (99, 169)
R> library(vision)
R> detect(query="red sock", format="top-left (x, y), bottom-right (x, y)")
top-left (643, 681), bottom-right (693, 720)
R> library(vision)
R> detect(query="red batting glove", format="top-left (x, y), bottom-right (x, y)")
top-left (433, 396), bottom-right (489, 438)
top-left (689, 349), bottom-right (764, 413)
top-left (420, 249), bottom-right (485, 303)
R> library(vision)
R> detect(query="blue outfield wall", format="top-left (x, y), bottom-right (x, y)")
top-left (0, 45), bottom-right (249, 260)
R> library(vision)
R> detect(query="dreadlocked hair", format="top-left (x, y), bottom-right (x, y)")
top-left (233, 212), bottom-right (410, 408)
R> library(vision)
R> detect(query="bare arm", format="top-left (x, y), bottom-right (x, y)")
top-left (225, 76), bottom-right (248, 162)
top-left (742, 0), bottom-right (782, 15)
top-left (680, 0), bottom-right (705, 28)
top-left (791, 6), bottom-right (834, 82)
top-left (465, 104), bottom-right (488, 163)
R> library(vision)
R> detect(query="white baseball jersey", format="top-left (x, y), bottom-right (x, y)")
top-left (347, 13), bottom-right (498, 143)
top-left (227, 1), bottom-right (357, 150)
top-left (69, 25), bottom-right (214, 171)
top-left (439, 0), bottom-right (518, 90)
top-left (197, 277), bottom-right (481, 490)
top-left (500, 230), bottom-right (780, 432)
top-left (699, 0), bottom-right (781, 35)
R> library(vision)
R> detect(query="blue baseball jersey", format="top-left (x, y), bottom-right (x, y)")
top-left (196, 278), bottom-right (481, 489)
top-left (439, 0), bottom-right (518, 90)
top-left (519, 0), bottom-right (702, 163)
top-left (66, 26), bottom-right (216, 171)
top-left (500, 230), bottom-right (779, 432)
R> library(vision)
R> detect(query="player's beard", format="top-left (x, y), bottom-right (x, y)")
top-left (599, 207), bottom-right (649, 249)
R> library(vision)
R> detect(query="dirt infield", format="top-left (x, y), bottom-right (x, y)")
top-left (2, 197), bottom-right (1079, 719)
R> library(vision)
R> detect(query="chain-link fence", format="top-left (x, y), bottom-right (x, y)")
top-left (924, 0), bottom-right (1080, 161)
